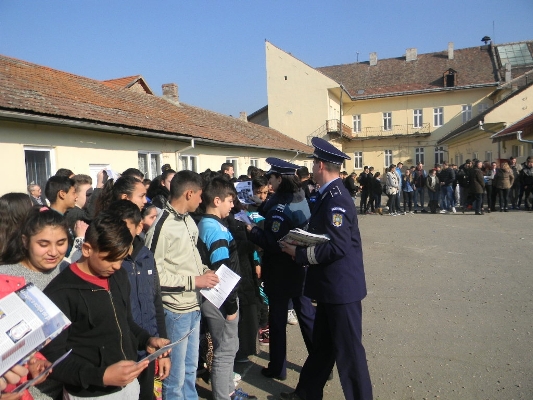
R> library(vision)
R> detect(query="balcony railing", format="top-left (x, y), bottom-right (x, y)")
top-left (352, 123), bottom-right (431, 138)
top-left (326, 119), bottom-right (353, 138)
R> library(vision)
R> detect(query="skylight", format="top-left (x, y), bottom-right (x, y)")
top-left (497, 43), bottom-right (533, 67)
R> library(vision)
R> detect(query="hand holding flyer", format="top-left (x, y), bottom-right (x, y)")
top-left (200, 264), bottom-right (241, 308)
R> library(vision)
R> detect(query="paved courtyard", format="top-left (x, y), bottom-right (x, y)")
top-left (198, 210), bottom-right (533, 399)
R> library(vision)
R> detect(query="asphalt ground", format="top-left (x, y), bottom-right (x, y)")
top-left (197, 208), bottom-right (533, 399)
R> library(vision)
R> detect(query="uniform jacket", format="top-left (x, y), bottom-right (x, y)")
top-left (122, 236), bottom-right (167, 351)
top-left (294, 179), bottom-right (367, 304)
top-left (248, 189), bottom-right (310, 298)
top-left (41, 266), bottom-right (151, 398)
top-left (145, 201), bottom-right (209, 314)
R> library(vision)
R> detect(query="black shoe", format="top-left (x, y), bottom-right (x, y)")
top-left (280, 392), bottom-right (304, 400)
top-left (261, 367), bottom-right (286, 381)
top-left (475, 212), bottom-right (483, 215)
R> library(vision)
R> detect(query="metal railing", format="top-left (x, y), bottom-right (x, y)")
top-left (352, 122), bottom-right (431, 138)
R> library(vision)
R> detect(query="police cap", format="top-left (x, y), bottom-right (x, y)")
top-left (265, 157), bottom-right (301, 176)
top-left (308, 137), bottom-right (351, 165)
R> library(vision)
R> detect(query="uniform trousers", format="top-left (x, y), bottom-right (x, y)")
top-left (267, 294), bottom-right (315, 378)
top-left (295, 301), bottom-right (372, 400)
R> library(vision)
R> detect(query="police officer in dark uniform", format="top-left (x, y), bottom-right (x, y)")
top-left (280, 138), bottom-right (372, 400)
top-left (247, 158), bottom-right (316, 381)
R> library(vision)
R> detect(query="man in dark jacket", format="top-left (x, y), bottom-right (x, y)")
top-left (519, 156), bottom-right (533, 210)
top-left (412, 163), bottom-right (427, 212)
top-left (438, 162), bottom-right (456, 213)
top-left (468, 160), bottom-right (485, 215)
top-left (358, 166), bottom-right (369, 214)
top-left (344, 172), bottom-right (359, 204)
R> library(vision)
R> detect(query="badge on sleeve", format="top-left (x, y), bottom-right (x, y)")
top-left (272, 221), bottom-right (281, 232)
top-left (332, 213), bottom-right (343, 227)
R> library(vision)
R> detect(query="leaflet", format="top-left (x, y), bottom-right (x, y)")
top-left (200, 264), bottom-right (241, 309)
top-left (234, 181), bottom-right (254, 205)
top-left (13, 349), bottom-right (72, 393)
top-left (279, 228), bottom-right (330, 247)
top-left (0, 283), bottom-right (71, 376)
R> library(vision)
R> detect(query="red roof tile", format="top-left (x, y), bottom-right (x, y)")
top-left (491, 112), bottom-right (533, 140)
top-left (0, 55), bottom-right (312, 154)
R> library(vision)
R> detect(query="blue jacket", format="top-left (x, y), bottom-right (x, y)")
top-left (122, 236), bottom-right (166, 356)
top-left (249, 189), bottom-right (310, 297)
top-left (295, 178), bottom-right (367, 304)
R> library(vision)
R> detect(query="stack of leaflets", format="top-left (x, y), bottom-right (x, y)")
top-left (0, 283), bottom-right (71, 376)
top-left (279, 228), bottom-right (330, 247)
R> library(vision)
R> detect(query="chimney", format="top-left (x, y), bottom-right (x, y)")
top-left (505, 63), bottom-right (512, 82)
top-left (162, 83), bottom-right (179, 105)
top-left (369, 52), bottom-right (378, 66)
top-left (406, 48), bottom-right (417, 62)
top-left (448, 42), bottom-right (454, 60)
top-left (239, 111), bottom-right (247, 121)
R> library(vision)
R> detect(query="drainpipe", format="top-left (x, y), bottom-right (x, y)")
top-left (289, 151), bottom-right (300, 162)
top-left (175, 139), bottom-right (195, 170)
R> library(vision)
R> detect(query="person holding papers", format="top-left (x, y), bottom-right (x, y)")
top-left (247, 158), bottom-right (315, 382)
top-left (279, 138), bottom-right (372, 400)
top-left (41, 213), bottom-right (170, 400)
top-left (197, 177), bottom-right (256, 400)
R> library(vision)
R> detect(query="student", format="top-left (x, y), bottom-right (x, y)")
top-left (107, 200), bottom-right (170, 400)
top-left (0, 193), bottom-right (33, 260)
top-left (41, 213), bottom-right (170, 400)
top-left (45, 176), bottom-right (77, 216)
top-left (145, 170), bottom-right (218, 400)
top-left (65, 174), bottom-right (93, 232)
top-left (197, 177), bottom-right (256, 400)
top-left (94, 175), bottom-right (147, 216)
top-left (147, 168), bottom-right (176, 210)
top-left (140, 204), bottom-right (158, 240)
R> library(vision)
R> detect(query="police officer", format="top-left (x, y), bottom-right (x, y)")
top-left (247, 157), bottom-right (316, 381)
top-left (280, 138), bottom-right (372, 400)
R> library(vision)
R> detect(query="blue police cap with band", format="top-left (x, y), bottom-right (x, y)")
top-left (265, 157), bottom-right (301, 176)
top-left (308, 137), bottom-right (351, 165)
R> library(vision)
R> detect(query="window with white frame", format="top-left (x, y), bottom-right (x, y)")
top-left (250, 158), bottom-right (259, 168)
top-left (413, 109), bottom-right (423, 128)
top-left (352, 115), bottom-right (361, 133)
top-left (415, 147), bottom-right (425, 165)
top-left (180, 155), bottom-right (198, 172)
top-left (383, 112), bottom-right (392, 131)
top-left (485, 151), bottom-right (492, 163)
top-left (435, 147), bottom-right (445, 164)
top-left (433, 107), bottom-right (444, 127)
top-left (138, 152), bottom-right (161, 179)
top-left (384, 149), bottom-right (393, 166)
top-left (25, 146), bottom-right (54, 188)
top-left (226, 158), bottom-right (238, 177)
top-left (462, 104), bottom-right (472, 124)
top-left (478, 103), bottom-right (489, 114)
top-left (354, 152), bottom-right (363, 169)
top-left (511, 145), bottom-right (523, 158)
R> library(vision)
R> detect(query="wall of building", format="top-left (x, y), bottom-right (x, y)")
top-left (266, 42), bottom-right (339, 144)
top-left (0, 120), bottom-right (309, 195)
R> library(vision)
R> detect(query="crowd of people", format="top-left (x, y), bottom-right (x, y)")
top-left (338, 156), bottom-right (533, 216)
top-left (0, 139), bottom-right (373, 400)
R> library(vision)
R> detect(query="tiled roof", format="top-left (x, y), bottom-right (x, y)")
top-left (0, 55), bottom-right (312, 154)
top-left (491, 111), bottom-right (533, 140)
top-left (317, 46), bottom-right (500, 99)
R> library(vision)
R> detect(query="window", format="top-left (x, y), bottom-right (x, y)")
top-left (485, 151), bottom-right (492, 163)
top-left (415, 147), bottom-right (425, 165)
top-left (435, 147), bottom-right (445, 164)
top-left (433, 108), bottom-right (443, 127)
top-left (454, 154), bottom-right (463, 165)
top-left (472, 152), bottom-right (478, 160)
top-left (352, 115), bottom-right (361, 133)
top-left (413, 109), bottom-right (423, 128)
top-left (383, 112), bottom-right (392, 131)
top-left (462, 104), bottom-right (472, 124)
top-left (138, 152), bottom-right (161, 179)
top-left (354, 152), bottom-right (363, 169)
top-left (180, 155), bottom-right (198, 172)
top-left (384, 149), bottom-right (393, 166)
top-left (25, 147), bottom-right (54, 188)
top-left (511, 145), bottom-right (523, 158)
top-left (250, 158), bottom-right (259, 168)
top-left (226, 158), bottom-right (238, 177)
top-left (478, 103), bottom-right (489, 114)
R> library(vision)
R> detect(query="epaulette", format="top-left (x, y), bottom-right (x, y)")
top-left (329, 185), bottom-right (342, 197)
top-left (276, 204), bottom-right (286, 213)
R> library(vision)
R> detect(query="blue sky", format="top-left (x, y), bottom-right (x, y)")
top-left (1, 1), bottom-right (532, 117)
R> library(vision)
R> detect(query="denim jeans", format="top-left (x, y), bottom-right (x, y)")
top-left (414, 187), bottom-right (425, 209)
top-left (201, 300), bottom-right (240, 400)
top-left (163, 309), bottom-right (201, 400)
top-left (440, 185), bottom-right (453, 210)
